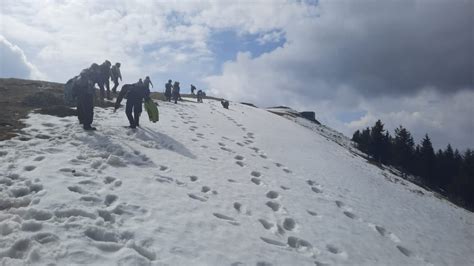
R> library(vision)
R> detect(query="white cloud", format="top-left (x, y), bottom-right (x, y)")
top-left (345, 89), bottom-right (474, 150)
top-left (1, 0), bottom-right (472, 150)
top-left (0, 35), bottom-right (45, 79)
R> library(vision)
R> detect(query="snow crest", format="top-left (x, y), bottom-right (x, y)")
top-left (0, 100), bottom-right (473, 265)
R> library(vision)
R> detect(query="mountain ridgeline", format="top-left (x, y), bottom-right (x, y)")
top-left (352, 120), bottom-right (474, 211)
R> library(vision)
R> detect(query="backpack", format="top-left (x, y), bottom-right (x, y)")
top-left (64, 76), bottom-right (78, 106)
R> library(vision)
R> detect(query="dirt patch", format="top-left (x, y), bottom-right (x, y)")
top-left (24, 91), bottom-right (63, 107)
top-left (0, 78), bottom-right (113, 141)
top-left (35, 105), bottom-right (77, 117)
top-left (0, 78), bottom-right (65, 141)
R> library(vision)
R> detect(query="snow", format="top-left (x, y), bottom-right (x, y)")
top-left (1, 98), bottom-right (473, 265)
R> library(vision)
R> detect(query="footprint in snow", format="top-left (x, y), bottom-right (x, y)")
top-left (251, 178), bottom-right (262, 185)
top-left (343, 211), bottom-right (356, 219)
top-left (288, 236), bottom-right (312, 249)
top-left (159, 165), bottom-right (169, 171)
top-left (396, 245), bottom-right (413, 257)
top-left (375, 225), bottom-right (387, 236)
top-left (235, 161), bottom-right (245, 167)
top-left (68, 186), bottom-right (87, 194)
top-left (220, 147), bottom-right (234, 152)
top-left (326, 244), bottom-right (342, 254)
top-left (33, 156), bottom-right (45, 162)
top-left (251, 171), bottom-right (261, 177)
top-left (104, 194), bottom-right (118, 206)
top-left (260, 237), bottom-right (286, 247)
top-left (335, 200), bottom-right (345, 208)
top-left (266, 201), bottom-right (281, 212)
top-left (234, 155), bottom-right (244, 160)
top-left (213, 213), bottom-right (237, 223)
top-left (188, 193), bottom-right (207, 202)
top-left (266, 191), bottom-right (279, 199)
top-left (282, 168), bottom-right (292, 174)
top-left (24, 165), bottom-right (36, 171)
top-left (282, 218), bottom-right (296, 231)
top-left (258, 219), bottom-right (274, 230)
top-left (189, 176), bottom-right (198, 182)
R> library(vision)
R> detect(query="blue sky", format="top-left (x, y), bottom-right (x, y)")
top-left (0, 0), bottom-right (472, 150)
top-left (209, 30), bottom-right (286, 64)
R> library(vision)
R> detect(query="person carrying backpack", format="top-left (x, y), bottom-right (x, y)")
top-left (110, 62), bottom-right (122, 94)
top-left (221, 99), bottom-right (229, 109)
top-left (144, 76), bottom-right (153, 90)
top-left (114, 80), bottom-right (150, 128)
top-left (165, 79), bottom-right (172, 102)
top-left (98, 60), bottom-right (112, 101)
top-left (197, 90), bottom-right (203, 103)
top-left (172, 81), bottom-right (180, 104)
top-left (73, 67), bottom-right (97, 130)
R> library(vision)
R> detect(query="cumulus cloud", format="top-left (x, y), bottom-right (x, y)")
top-left (0, 35), bottom-right (44, 79)
top-left (203, 0), bottom-right (473, 149)
top-left (1, 0), bottom-right (472, 149)
top-left (345, 89), bottom-right (474, 150)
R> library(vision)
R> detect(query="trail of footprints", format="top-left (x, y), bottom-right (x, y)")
top-left (1, 105), bottom-right (420, 264)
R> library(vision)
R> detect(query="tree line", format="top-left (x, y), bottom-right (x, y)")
top-left (352, 120), bottom-right (474, 211)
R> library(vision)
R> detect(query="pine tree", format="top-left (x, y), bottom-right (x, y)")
top-left (358, 127), bottom-right (371, 154)
top-left (369, 120), bottom-right (386, 162)
top-left (392, 125), bottom-right (415, 172)
top-left (418, 134), bottom-right (436, 185)
top-left (440, 144), bottom-right (455, 190)
top-left (352, 130), bottom-right (361, 143)
top-left (463, 149), bottom-right (474, 208)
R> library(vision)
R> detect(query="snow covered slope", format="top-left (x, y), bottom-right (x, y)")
top-left (1, 99), bottom-right (473, 265)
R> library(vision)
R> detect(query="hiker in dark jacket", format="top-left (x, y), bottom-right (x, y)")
top-left (221, 99), bottom-right (229, 109)
top-left (165, 80), bottom-right (172, 102)
top-left (114, 81), bottom-right (150, 128)
top-left (98, 60), bottom-right (112, 101)
top-left (172, 81), bottom-right (180, 104)
top-left (144, 76), bottom-right (153, 90)
top-left (197, 90), bottom-right (203, 103)
top-left (73, 68), bottom-right (97, 130)
top-left (190, 84), bottom-right (196, 95)
top-left (110, 62), bottom-right (122, 94)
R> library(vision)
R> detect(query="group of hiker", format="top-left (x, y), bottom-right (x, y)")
top-left (66, 60), bottom-right (229, 130)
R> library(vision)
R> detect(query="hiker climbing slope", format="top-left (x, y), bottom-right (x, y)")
top-left (74, 67), bottom-right (97, 130)
top-left (114, 80), bottom-right (150, 128)
top-left (165, 80), bottom-right (172, 102)
top-left (98, 60), bottom-right (112, 101)
top-left (110, 62), bottom-right (122, 94)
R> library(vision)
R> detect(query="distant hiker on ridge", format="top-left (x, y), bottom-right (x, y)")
top-left (197, 89), bottom-right (204, 103)
top-left (165, 79), bottom-right (172, 102)
top-left (114, 79), bottom-right (150, 128)
top-left (172, 81), bottom-right (180, 104)
top-left (110, 62), bottom-right (122, 94)
top-left (221, 99), bottom-right (229, 109)
top-left (98, 60), bottom-right (112, 101)
top-left (144, 76), bottom-right (153, 91)
top-left (190, 84), bottom-right (196, 95)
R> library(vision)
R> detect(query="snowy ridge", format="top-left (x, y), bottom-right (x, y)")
top-left (0, 99), bottom-right (473, 265)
